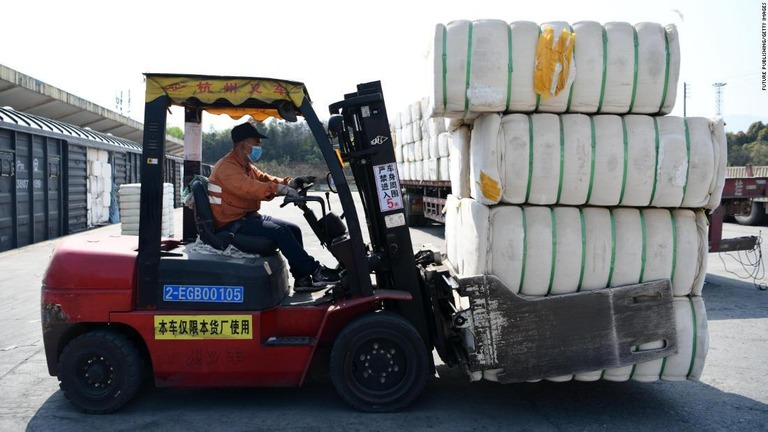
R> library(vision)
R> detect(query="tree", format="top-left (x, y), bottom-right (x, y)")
top-left (167, 126), bottom-right (184, 140)
top-left (727, 121), bottom-right (768, 166)
top-left (200, 119), bottom-right (327, 177)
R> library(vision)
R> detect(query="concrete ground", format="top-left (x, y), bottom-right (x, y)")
top-left (1, 194), bottom-right (766, 431)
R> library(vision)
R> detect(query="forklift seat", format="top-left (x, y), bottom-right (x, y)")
top-left (189, 176), bottom-right (277, 256)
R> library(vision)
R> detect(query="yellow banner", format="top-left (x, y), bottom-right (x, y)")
top-left (154, 315), bottom-right (253, 340)
top-left (144, 74), bottom-right (309, 120)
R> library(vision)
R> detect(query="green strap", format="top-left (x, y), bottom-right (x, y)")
top-left (606, 208), bottom-right (617, 287)
top-left (556, 116), bottom-right (565, 203)
top-left (659, 355), bottom-right (669, 377)
top-left (596, 26), bottom-right (608, 113)
top-left (442, 26), bottom-right (448, 111)
top-left (618, 117), bottom-right (629, 205)
top-left (686, 297), bottom-right (699, 377)
top-left (463, 22), bottom-right (474, 118)
top-left (670, 209), bottom-right (678, 284)
top-left (648, 118), bottom-right (660, 206)
top-left (628, 27), bottom-right (639, 112)
top-left (506, 25), bottom-right (513, 112)
top-left (546, 207), bottom-right (557, 296)
top-left (585, 117), bottom-right (597, 204)
top-left (682, 118), bottom-right (691, 203)
top-left (535, 26), bottom-right (542, 111)
top-left (565, 23), bottom-right (575, 111)
top-left (577, 208), bottom-right (586, 292)
top-left (658, 28), bottom-right (671, 113)
top-left (518, 208), bottom-right (528, 294)
top-left (639, 210), bottom-right (647, 282)
top-left (525, 116), bottom-right (534, 202)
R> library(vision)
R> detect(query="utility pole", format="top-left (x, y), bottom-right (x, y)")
top-left (683, 82), bottom-right (688, 117)
top-left (713, 82), bottom-right (727, 117)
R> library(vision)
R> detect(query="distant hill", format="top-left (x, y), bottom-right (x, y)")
top-left (724, 115), bottom-right (766, 133)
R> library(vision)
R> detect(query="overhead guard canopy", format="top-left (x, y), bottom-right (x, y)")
top-left (144, 73), bottom-right (311, 122)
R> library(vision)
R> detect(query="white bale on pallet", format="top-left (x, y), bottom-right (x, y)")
top-left (413, 120), bottom-right (423, 142)
top-left (426, 117), bottom-right (447, 137)
top-left (414, 140), bottom-right (424, 161)
top-left (426, 158), bottom-right (439, 181)
top-left (428, 134), bottom-right (440, 159)
top-left (402, 123), bottom-right (414, 144)
top-left (421, 137), bottom-right (431, 161)
top-left (451, 198), bottom-right (707, 297)
top-left (439, 157), bottom-right (450, 181)
top-left (119, 183), bottom-right (175, 237)
top-left (430, 20), bottom-right (679, 117)
top-left (410, 100), bottom-right (423, 123)
top-left (469, 113), bottom-right (726, 210)
top-left (395, 144), bottom-right (403, 163)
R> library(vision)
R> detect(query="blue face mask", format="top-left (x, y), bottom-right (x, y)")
top-left (248, 146), bottom-right (263, 162)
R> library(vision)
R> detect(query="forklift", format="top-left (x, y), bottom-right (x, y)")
top-left (41, 74), bottom-right (678, 414)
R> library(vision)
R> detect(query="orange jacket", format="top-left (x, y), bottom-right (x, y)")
top-left (208, 150), bottom-right (290, 228)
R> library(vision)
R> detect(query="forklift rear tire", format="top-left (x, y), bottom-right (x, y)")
top-left (57, 330), bottom-right (144, 414)
top-left (330, 311), bottom-right (429, 412)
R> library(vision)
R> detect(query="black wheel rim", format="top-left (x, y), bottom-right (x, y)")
top-left (72, 350), bottom-right (116, 399)
top-left (349, 337), bottom-right (409, 395)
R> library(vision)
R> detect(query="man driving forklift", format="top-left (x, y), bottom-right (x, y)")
top-left (208, 121), bottom-right (340, 291)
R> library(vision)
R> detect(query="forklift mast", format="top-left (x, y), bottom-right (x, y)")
top-left (327, 82), bottom-right (432, 346)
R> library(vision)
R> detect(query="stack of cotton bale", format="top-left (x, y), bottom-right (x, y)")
top-left (119, 183), bottom-right (175, 237)
top-left (435, 19), bottom-right (724, 383)
top-left (86, 148), bottom-right (112, 227)
top-left (391, 99), bottom-right (452, 182)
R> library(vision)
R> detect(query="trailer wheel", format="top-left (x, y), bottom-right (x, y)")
top-left (57, 330), bottom-right (144, 414)
top-left (735, 202), bottom-right (768, 226)
top-left (330, 312), bottom-right (429, 412)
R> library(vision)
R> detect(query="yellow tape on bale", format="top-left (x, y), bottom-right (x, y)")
top-left (534, 26), bottom-right (575, 99)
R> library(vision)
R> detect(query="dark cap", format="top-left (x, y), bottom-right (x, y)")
top-left (231, 122), bottom-right (268, 143)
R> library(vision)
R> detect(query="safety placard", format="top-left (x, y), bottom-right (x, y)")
top-left (373, 162), bottom-right (403, 212)
top-left (154, 315), bottom-right (253, 340)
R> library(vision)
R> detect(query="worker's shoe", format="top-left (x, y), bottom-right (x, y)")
top-left (294, 275), bottom-right (327, 293)
top-left (312, 265), bottom-right (340, 287)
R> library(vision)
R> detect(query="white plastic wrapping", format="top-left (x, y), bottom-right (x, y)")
top-left (469, 113), bottom-right (726, 210)
top-left (449, 199), bottom-right (707, 297)
top-left (430, 20), bottom-right (680, 117)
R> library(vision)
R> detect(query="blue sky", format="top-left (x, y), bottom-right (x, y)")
top-left (2, 0), bottom-right (765, 132)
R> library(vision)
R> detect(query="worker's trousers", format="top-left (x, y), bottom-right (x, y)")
top-left (222, 213), bottom-right (318, 278)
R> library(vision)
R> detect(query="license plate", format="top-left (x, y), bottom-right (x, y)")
top-left (163, 285), bottom-right (244, 303)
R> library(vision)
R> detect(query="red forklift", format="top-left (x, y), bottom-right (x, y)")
top-left (41, 74), bottom-right (678, 414)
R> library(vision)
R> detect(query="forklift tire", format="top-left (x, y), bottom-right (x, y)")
top-left (734, 201), bottom-right (768, 226)
top-left (57, 330), bottom-right (144, 414)
top-left (330, 311), bottom-right (429, 412)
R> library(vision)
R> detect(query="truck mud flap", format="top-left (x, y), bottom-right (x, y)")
top-left (459, 276), bottom-right (677, 383)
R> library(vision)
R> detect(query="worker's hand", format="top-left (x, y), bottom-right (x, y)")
top-left (276, 184), bottom-right (300, 197)
top-left (288, 175), bottom-right (316, 190)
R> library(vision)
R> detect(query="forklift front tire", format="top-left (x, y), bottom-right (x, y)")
top-left (330, 311), bottom-right (429, 412)
top-left (57, 330), bottom-right (144, 414)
